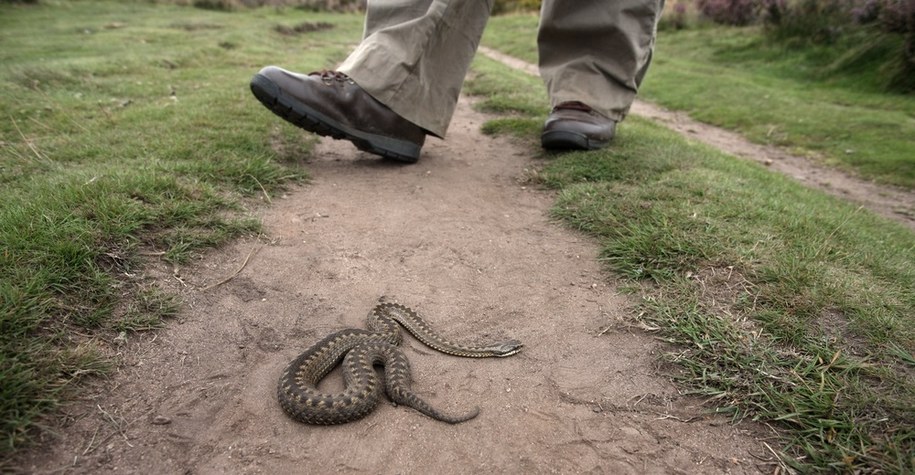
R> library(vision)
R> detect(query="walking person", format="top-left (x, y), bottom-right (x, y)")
top-left (250, 0), bottom-right (665, 162)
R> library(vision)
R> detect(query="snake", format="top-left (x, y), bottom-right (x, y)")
top-left (277, 302), bottom-right (523, 425)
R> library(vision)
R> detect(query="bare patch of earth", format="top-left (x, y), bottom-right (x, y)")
top-left (479, 46), bottom-right (915, 231)
top-left (15, 97), bottom-right (772, 474)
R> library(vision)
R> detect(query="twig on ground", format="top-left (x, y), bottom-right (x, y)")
top-left (762, 441), bottom-right (793, 474)
top-left (173, 272), bottom-right (187, 288)
top-left (652, 411), bottom-right (699, 423)
top-left (248, 174), bottom-right (272, 204)
top-left (202, 245), bottom-right (263, 291)
top-left (628, 393), bottom-right (650, 408)
top-left (87, 404), bottom-right (130, 454)
top-left (81, 427), bottom-right (100, 456)
top-left (28, 115), bottom-right (54, 132)
top-left (10, 115), bottom-right (48, 162)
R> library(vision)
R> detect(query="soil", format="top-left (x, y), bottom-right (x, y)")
top-left (23, 50), bottom-right (911, 474)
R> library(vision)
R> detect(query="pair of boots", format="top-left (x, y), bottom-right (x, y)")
top-left (251, 66), bottom-right (616, 163)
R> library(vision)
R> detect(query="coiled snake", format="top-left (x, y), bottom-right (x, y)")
top-left (278, 302), bottom-right (523, 425)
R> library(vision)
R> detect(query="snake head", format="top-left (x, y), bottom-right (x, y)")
top-left (491, 339), bottom-right (523, 357)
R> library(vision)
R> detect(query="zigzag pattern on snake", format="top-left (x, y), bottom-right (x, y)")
top-left (278, 302), bottom-right (523, 425)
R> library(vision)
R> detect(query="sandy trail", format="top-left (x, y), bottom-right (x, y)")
top-left (19, 97), bottom-right (768, 474)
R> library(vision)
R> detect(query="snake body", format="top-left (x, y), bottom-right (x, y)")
top-left (278, 302), bottom-right (523, 425)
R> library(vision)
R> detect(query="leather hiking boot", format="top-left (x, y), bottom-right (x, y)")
top-left (250, 66), bottom-right (425, 162)
top-left (541, 101), bottom-right (616, 151)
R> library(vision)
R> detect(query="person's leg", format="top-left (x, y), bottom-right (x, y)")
top-left (338, 0), bottom-right (493, 138)
top-left (538, 0), bottom-right (664, 150)
top-left (250, 0), bottom-right (493, 162)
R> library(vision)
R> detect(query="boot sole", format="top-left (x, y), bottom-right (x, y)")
top-left (250, 73), bottom-right (421, 163)
top-left (541, 130), bottom-right (609, 151)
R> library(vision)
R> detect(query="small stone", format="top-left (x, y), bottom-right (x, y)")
top-left (151, 416), bottom-right (171, 425)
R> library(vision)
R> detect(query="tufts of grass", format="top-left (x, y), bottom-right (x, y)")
top-left (468, 61), bottom-right (548, 117)
top-left (0, 0), bottom-right (364, 456)
top-left (480, 117), bottom-right (542, 137)
top-left (113, 288), bottom-right (181, 332)
top-left (467, 54), bottom-right (915, 473)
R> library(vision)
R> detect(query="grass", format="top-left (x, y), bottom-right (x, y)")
top-left (465, 54), bottom-right (915, 472)
top-left (0, 0), bottom-right (364, 457)
top-left (2, 3), bottom-right (913, 472)
top-left (482, 15), bottom-right (915, 189)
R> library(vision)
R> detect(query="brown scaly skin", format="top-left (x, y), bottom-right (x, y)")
top-left (278, 302), bottom-right (523, 425)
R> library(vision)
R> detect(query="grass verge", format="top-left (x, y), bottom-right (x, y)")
top-left (466, 54), bottom-right (915, 473)
top-left (482, 15), bottom-right (915, 189)
top-left (0, 0), bottom-right (363, 457)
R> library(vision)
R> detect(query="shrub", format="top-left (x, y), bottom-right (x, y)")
top-left (659, 1), bottom-right (693, 30)
top-left (760, 0), bottom-right (787, 25)
top-left (192, 0), bottom-right (237, 11)
top-left (763, 0), bottom-right (915, 92)
top-left (874, 0), bottom-right (915, 91)
top-left (696, 0), bottom-right (759, 25)
top-left (763, 0), bottom-right (853, 43)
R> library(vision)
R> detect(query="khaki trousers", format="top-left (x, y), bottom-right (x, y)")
top-left (338, 0), bottom-right (664, 138)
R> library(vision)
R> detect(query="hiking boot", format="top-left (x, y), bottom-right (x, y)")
top-left (541, 101), bottom-right (616, 151)
top-left (250, 66), bottom-right (425, 162)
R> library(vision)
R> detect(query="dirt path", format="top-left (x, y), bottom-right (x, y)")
top-left (18, 96), bottom-right (771, 474)
top-left (479, 47), bottom-right (915, 231)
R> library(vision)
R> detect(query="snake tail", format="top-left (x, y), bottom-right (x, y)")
top-left (377, 346), bottom-right (481, 424)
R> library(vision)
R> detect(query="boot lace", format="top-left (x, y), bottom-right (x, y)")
top-left (310, 70), bottom-right (355, 86)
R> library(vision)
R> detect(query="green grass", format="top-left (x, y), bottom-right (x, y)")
top-left (466, 55), bottom-right (915, 472)
top-left (482, 15), bottom-right (915, 189)
top-left (3, 4), bottom-right (914, 471)
top-left (0, 0), bottom-right (364, 456)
